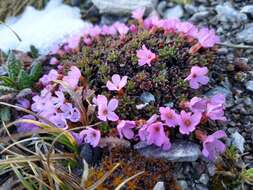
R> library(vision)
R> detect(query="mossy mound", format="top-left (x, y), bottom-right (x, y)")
top-left (62, 27), bottom-right (216, 120)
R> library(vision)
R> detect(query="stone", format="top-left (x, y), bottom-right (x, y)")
top-left (16, 88), bottom-right (33, 99)
top-left (215, 2), bottom-right (247, 23)
top-left (245, 80), bottom-right (253, 92)
top-left (199, 174), bottom-right (209, 185)
top-left (184, 4), bottom-right (198, 15)
top-left (91, 0), bottom-right (158, 15)
top-left (177, 180), bottom-right (188, 190)
top-left (157, 1), bottom-right (167, 16)
top-left (135, 140), bottom-right (201, 162)
top-left (164, 5), bottom-right (184, 19)
top-left (190, 11), bottom-right (209, 22)
top-left (195, 184), bottom-right (209, 190)
top-left (80, 143), bottom-right (103, 166)
top-left (231, 131), bottom-right (245, 153)
top-left (207, 162), bottom-right (216, 176)
top-left (241, 5), bottom-right (253, 18)
top-left (237, 24), bottom-right (253, 44)
top-left (153, 181), bottom-right (165, 190)
top-left (140, 92), bottom-right (155, 103)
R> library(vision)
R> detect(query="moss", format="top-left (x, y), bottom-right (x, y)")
top-left (107, 51), bottom-right (119, 62)
top-left (158, 46), bottom-right (177, 60)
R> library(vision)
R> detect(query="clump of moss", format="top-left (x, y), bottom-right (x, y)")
top-left (85, 147), bottom-right (178, 190)
top-left (63, 28), bottom-right (216, 121)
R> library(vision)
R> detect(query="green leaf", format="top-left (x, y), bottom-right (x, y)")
top-left (17, 70), bottom-right (33, 90)
top-left (29, 63), bottom-right (42, 82)
top-left (0, 76), bottom-right (16, 88)
top-left (7, 52), bottom-right (23, 81)
top-left (0, 107), bottom-right (11, 122)
top-left (29, 45), bottom-right (39, 58)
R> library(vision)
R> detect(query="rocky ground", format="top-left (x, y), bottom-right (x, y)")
top-left (74, 0), bottom-right (253, 189)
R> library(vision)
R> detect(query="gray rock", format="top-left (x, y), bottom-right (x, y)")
top-left (207, 162), bottom-right (216, 176)
top-left (199, 174), bottom-right (209, 185)
top-left (153, 181), bottom-right (165, 190)
top-left (135, 140), bottom-right (201, 162)
top-left (195, 184), bottom-right (209, 190)
top-left (157, 1), bottom-right (167, 16)
top-left (184, 4), bottom-right (198, 15)
top-left (164, 5), bottom-right (183, 19)
top-left (190, 11), bottom-right (209, 22)
top-left (177, 180), bottom-right (188, 190)
top-left (237, 24), bottom-right (253, 44)
top-left (241, 5), bottom-right (253, 17)
top-left (140, 92), bottom-right (155, 103)
top-left (16, 88), bottom-right (33, 99)
top-left (91, 0), bottom-right (157, 15)
top-left (215, 2), bottom-right (247, 23)
top-left (231, 131), bottom-right (245, 153)
top-left (245, 80), bottom-right (253, 92)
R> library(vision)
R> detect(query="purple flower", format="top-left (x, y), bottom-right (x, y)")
top-left (89, 25), bottom-right (102, 38)
top-left (16, 98), bottom-right (30, 109)
top-left (49, 57), bottom-right (59, 65)
top-left (16, 115), bottom-right (39, 133)
top-left (188, 97), bottom-right (208, 113)
top-left (71, 132), bottom-right (83, 145)
top-left (132, 7), bottom-right (145, 23)
top-left (80, 127), bottom-right (101, 147)
top-left (202, 130), bottom-right (226, 161)
top-left (159, 107), bottom-right (178, 128)
top-left (136, 44), bottom-right (156, 67)
top-left (106, 74), bottom-right (128, 91)
top-left (146, 122), bottom-right (171, 150)
top-left (48, 113), bottom-right (68, 129)
top-left (31, 89), bottom-right (53, 113)
top-left (177, 110), bottom-right (202, 135)
top-left (176, 21), bottom-right (198, 38)
top-left (62, 66), bottom-right (81, 89)
top-left (65, 34), bottom-right (81, 50)
top-left (39, 69), bottom-right (59, 86)
top-left (113, 22), bottom-right (129, 38)
top-left (185, 66), bottom-right (209, 89)
top-left (206, 104), bottom-right (226, 121)
top-left (143, 16), bottom-right (160, 30)
top-left (197, 28), bottom-right (220, 48)
top-left (117, 120), bottom-right (136, 139)
top-left (160, 19), bottom-right (179, 32)
top-left (139, 114), bottom-right (159, 141)
top-left (129, 24), bottom-right (137, 33)
top-left (60, 103), bottom-right (81, 122)
top-left (95, 95), bottom-right (119, 122)
top-left (51, 91), bottom-right (65, 108)
top-left (101, 25), bottom-right (117, 36)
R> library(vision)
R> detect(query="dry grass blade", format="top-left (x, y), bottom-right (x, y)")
top-left (114, 171), bottom-right (144, 190)
top-left (81, 159), bottom-right (89, 186)
top-left (87, 163), bottom-right (120, 190)
top-left (0, 21), bottom-right (22, 41)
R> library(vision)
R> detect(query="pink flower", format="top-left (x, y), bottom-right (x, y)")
top-left (197, 28), bottom-right (220, 48)
top-left (114, 22), bottom-right (129, 38)
top-left (89, 25), bottom-right (102, 38)
top-left (106, 74), bottom-right (128, 91)
top-left (31, 89), bottom-right (53, 113)
top-left (160, 19), bottom-right (179, 32)
top-left (129, 24), bottom-right (137, 33)
top-left (143, 16), bottom-right (160, 30)
top-left (16, 115), bottom-right (39, 133)
top-left (49, 113), bottom-right (68, 129)
top-left (49, 57), bottom-right (59, 65)
top-left (83, 37), bottom-right (92, 45)
top-left (65, 34), bottom-right (81, 50)
top-left (139, 114), bottom-right (159, 141)
top-left (60, 103), bottom-right (81, 122)
top-left (39, 69), bottom-right (59, 86)
top-left (146, 122), bottom-right (171, 150)
top-left (96, 95), bottom-right (119, 121)
top-left (136, 45), bottom-right (156, 67)
top-left (101, 25), bottom-right (117, 36)
top-left (51, 91), bottom-right (65, 108)
top-left (117, 120), bottom-right (136, 139)
top-left (202, 130), bottom-right (226, 161)
top-left (132, 7), bottom-right (145, 23)
top-left (187, 97), bottom-right (208, 113)
top-left (62, 66), bottom-right (81, 89)
top-left (177, 110), bottom-right (202, 135)
top-left (80, 127), bottom-right (101, 147)
top-left (176, 21), bottom-right (198, 38)
top-left (206, 104), bottom-right (226, 121)
top-left (159, 107), bottom-right (178, 128)
top-left (185, 66), bottom-right (209, 89)
top-left (188, 94), bottom-right (226, 121)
